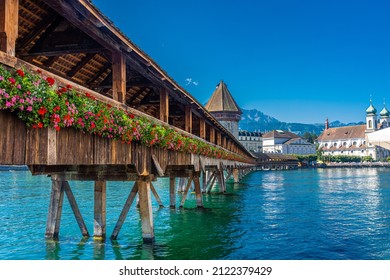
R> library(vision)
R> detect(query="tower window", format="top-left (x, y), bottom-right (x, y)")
top-left (368, 120), bottom-right (372, 128)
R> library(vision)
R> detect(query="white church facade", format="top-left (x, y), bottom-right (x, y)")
top-left (317, 101), bottom-right (390, 160)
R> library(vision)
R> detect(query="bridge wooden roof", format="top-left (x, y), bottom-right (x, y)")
top-left (11, 0), bottom-right (253, 159)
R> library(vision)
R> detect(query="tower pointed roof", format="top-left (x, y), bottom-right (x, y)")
top-left (366, 98), bottom-right (377, 115)
top-left (205, 81), bottom-right (242, 114)
top-left (380, 106), bottom-right (390, 117)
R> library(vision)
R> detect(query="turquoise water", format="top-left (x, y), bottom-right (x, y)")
top-left (0, 168), bottom-right (390, 260)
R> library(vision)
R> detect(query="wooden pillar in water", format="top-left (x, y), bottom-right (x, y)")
top-left (193, 172), bottom-right (203, 208)
top-left (233, 168), bottom-right (240, 183)
top-left (94, 180), bottom-right (106, 240)
top-left (138, 176), bottom-right (154, 243)
top-left (45, 174), bottom-right (65, 239)
top-left (201, 171), bottom-right (207, 193)
top-left (169, 177), bottom-right (176, 208)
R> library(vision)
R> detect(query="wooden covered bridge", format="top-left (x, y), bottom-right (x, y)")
top-left (0, 0), bottom-right (255, 243)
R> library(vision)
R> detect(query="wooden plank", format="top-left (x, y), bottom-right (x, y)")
top-left (94, 180), bottom-right (106, 239)
top-left (45, 174), bottom-right (65, 239)
top-left (47, 128), bottom-right (57, 165)
top-left (159, 88), bottom-right (169, 122)
top-left (112, 51), bottom-right (126, 103)
top-left (138, 177), bottom-right (154, 243)
top-left (111, 182), bottom-right (139, 240)
top-left (0, 0), bottom-right (18, 56)
top-left (63, 181), bottom-right (89, 237)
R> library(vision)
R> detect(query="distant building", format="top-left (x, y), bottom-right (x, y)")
top-left (317, 101), bottom-right (390, 160)
top-left (205, 81), bottom-right (242, 139)
top-left (238, 130), bottom-right (263, 152)
top-left (262, 130), bottom-right (316, 155)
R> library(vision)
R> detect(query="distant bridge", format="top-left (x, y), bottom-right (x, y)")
top-left (0, 0), bottom-right (255, 243)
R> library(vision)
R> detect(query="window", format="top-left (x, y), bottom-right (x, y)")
top-left (368, 120), bottom-right (372, 128)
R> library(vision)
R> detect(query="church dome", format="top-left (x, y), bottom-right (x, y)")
top-left (366, 104), bottom-right (377, 115)
top-left (380, 106), bottom-right (390, 117)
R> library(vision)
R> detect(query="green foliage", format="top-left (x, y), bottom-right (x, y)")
top-left (319, 155), bottom-right (362, 163)
top-left (293, 154), bottom-right (317, 162)
top-left (361, 156), bottom-right (374, 162)
top-left (302, 132), bottom-right (318, 144)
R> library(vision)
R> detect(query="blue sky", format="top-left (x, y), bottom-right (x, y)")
top-left (93, 0), bottom-right (390, 124)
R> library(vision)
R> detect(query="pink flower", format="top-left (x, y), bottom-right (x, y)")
top-left (27, 106), bottom-right (33, 112)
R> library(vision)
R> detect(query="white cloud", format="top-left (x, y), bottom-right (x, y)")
top-left (185, 78), bottom-right (199, 86)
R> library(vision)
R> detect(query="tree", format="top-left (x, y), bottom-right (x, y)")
top-left (302, 132), bottom-right (318, 144)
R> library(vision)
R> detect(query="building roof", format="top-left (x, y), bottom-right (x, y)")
top-left (262, 130), bottom-right (300, 139)
top-left (316, 124), bottom-right (366, 141)
top-left (283, 138), bottom-right (314, 145)
top-left (366, 103), bottom-right (377, 115)
top-left (205, 81), bottom-right (242, 114)
top-left (380, 106), bottom-right (390, 117)
top-left (239, 130), bottom-right (262, 137)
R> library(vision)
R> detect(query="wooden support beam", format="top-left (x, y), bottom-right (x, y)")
top-left (210, 127), bottom-right (215, 144)
top-left (200, 118), bottom-right (206, 139)
top-left (94, 180), bottom-right (106, 240)
top-left (43, 56), bottom-right (58, 68)
top-left (206, 171), bottom-right (217, 193)
top-left (216, 170), bottom-right (226, 193)
top-left (159, 88), bottom-right (169, 123)
top-left (111, 182), bottom-right (138, 240)
top-left (179, 175), bottom-right (193, 208)
top-left (67, 53), bottom-right (95, 78)
top-left (169, 177), bottom-right (176, 208)
top-left (45, 174), bottom-right (65, 239)
top-left (152, 154), bottom-right (164, 177)
top-left (138, 176), bottom-right (154, 243)
top-left (185, 106), bottom-right (192, 133)
top-left (112, 52), bottom-right (126, 103)
top-left (225, 168), bottom-right (233, 182)
top-left (150, 182), bottom-right (163, 207)
top-left (17, 14), bottom-right (59, 53)
top-left (63, 181), bottom-right (89, 237)
top-left (0, 0), bottom-right (18, 56)
top-left (193, 172), bottom-right (203, 208)
top-left (217, 131), bottom-right (222, 146)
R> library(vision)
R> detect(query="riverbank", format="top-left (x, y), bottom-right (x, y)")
top-left (318, 162), bottom-right (390, 168)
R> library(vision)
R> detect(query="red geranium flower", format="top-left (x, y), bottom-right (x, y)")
top-left (17, 69), bottom-right (25, 77)
top-left (46, 77), bottom-right (55, 86)
top-left (38, 107), bottom-right (48, 116)
top-left (66, 84), bottom-right (72, 89)
top-left (37, 122), bottom-right (43, 128)
top-left (8, 77), bottom-right (16, 84)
